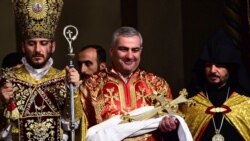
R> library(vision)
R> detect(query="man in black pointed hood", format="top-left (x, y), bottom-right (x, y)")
top-left (181, 28), bottom-right (250, 141)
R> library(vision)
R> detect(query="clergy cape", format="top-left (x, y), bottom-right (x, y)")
top-left (0, 65), bottom-right (85, 141)
top-left (180, 92), bottom-right (250, 141)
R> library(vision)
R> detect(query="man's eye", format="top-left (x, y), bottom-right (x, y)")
top-left (205, 63), bottom-right (212, 67)
top-left (85, 61), bottom-right (92, 67)
top-left (79, 61), bottom-right (93, 67)
top-left (27, 41), bottom-right (36, 46)
top-left (40, 41), bottom-right (50, 46)
top-left (118, 47), bottom-right (128, 51)
top-left (132, 48), bottom-right (141, 52)
top-left (215, 64), bottom-right (227, 68)
top-left (117, 47), bottom-right (141, 52)
top-left (77, 61), bottom-right (82, 67)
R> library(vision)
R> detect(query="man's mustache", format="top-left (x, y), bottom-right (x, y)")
top-left (32, 53), bottom-right (44, 58)
top-left (80, 73), bottom-right (91, 79)
top-left (80, 73), bottom-right (86, 79)
top-left (208, 73), bottom-right (219, 78)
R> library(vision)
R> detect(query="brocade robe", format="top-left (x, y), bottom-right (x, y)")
top-left (0, 65), bottom-right (85, 141)
top-left (81, 68), bottom-right (172, 140)
top-left (181, 92), bottom-right (250, 141)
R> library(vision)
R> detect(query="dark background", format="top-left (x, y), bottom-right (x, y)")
top-left (1, 0), bottom-right (248, 97)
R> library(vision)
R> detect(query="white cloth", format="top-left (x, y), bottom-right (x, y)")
top-left (0, 124), bottom-right (12, 141)
top-left (21, 57), bottom-right (53, 80)
top-left (87, 106), bottom-right (193, 141)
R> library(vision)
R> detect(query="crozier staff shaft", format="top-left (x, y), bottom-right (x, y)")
top-left (63, 25), bottom-right (78, 141)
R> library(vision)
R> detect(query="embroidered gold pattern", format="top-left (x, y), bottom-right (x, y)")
top-left (27, 0), bottom-right (48, 20)
top-left (25, 118), bottom-right (56, 140)
top-left (82, 68), bottom-right (171, 124)
top-left (136, 86), bottom-right (147, 106)
top-left (104, 87), bottom-right (119, 109)
top-left (12, 0), bottom-right (64, 39)
top-left (181, 92), bottom-right (250, 140)
top-left (1, 66), bottom-right (67, 140)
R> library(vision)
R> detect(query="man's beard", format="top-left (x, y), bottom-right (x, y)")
top-left (80, 65), bottom-right (100, 80)
top-left (207, 73), bottom-right (229, 88)
top-left (80, 73), bottom-right (87, 80)
top-left (26, 53), bottom-right (52, 69)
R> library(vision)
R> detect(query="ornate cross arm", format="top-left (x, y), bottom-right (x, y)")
top-left (120, 88), bottom-right (194, 123)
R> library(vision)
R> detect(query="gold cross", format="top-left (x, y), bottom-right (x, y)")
top-left (104, 87), bottom-right (119, 109)
top-left (120, 88), bottom-right (190, 123)
top-left (136, 86), bottom-right (147, 106)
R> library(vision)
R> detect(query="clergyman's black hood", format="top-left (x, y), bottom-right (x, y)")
top-left (188, 29), bottom-right (250, 96)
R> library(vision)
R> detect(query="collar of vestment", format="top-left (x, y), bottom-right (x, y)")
top-left (21, 57), bottom-right (53, 80)
top-left (109, 66), bottom-right (140, 83)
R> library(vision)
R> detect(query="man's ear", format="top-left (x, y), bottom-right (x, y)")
top-left (100, 62), bottom-right (106, 70)
top-left (51, 41), bottom-right (56, 53)
top-left (109, 47), bottom-right (114, 58)
top-left (21, 42), bottom-right (25, 53)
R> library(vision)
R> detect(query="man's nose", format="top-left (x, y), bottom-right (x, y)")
top-left (210, 64), bottom-right (217, 72)
top-left (126, 50), bottom-right (133, 58)
top-left (81, 64), bottom-right (87, 73)
top-left (34, 44), bottom-right (42, 52)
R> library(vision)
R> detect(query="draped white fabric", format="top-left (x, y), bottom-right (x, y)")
top-left (87, 106), bottom-right (193, 141)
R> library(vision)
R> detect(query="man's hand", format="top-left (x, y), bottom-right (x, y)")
top-left (0, 82), bottom-right (13, 104)
top-left (158, 115), bottom-right (179, 132)
top-left (65, 66), bottom-right (81, 87)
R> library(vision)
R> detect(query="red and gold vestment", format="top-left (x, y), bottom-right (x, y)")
top-left (0, 65), bottom-right (85, 141)
top-left (81, 68), bottom-right (172, 140)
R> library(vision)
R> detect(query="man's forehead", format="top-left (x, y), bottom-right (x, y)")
top-left (81, 47), bottom-right (97, 53)
top-left (116, 36), bottom-right (141, 45)
top-left (206, 61), bottom-right (228, 65)
top-left (205, 62), bottom-right (230, 68)
top-left (117, 46), bottom-right (142, 49)
top-left (78, 49), bottom-right (98, 60)
top-left (79, 48), bottom-right (97, 56)
top-left (26, 38), bottom-right (51, 42)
